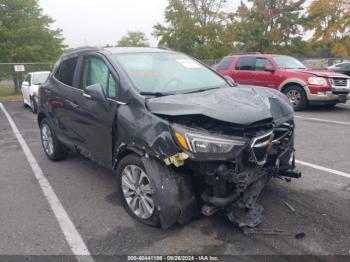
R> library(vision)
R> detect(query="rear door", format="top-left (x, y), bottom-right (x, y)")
top-left (72, 54), bottom-right (119, 166)
top-left (231, 56), bottom-right (256, 85)
top-left (216, 56), bottom-right (234, 76)
top-left (49, 56), bottom-right (80, 145)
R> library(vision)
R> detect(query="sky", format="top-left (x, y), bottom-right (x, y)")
top-left (38, 0), bottom-right (240, 48)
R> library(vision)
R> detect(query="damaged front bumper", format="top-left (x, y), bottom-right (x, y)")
top-left (165, 121), bottom-right (301, 228)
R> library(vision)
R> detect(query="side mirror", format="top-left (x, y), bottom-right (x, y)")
top-left (22, 81), bottom-right (29, 86)
top-left (84, 84), bottom-right (106, 103)
top-left (264, 65), bottom-right (275, 72)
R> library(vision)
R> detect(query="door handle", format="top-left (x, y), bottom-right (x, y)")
top-left (83, 93), bottom-right (91, 99)
top-left (45, 89), bottom-right (52, 95)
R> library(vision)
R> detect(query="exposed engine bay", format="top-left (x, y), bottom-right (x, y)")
top-left (163, 115), bottom-right (300, 228)
top-left (141, 87), bottom-right (301, 229)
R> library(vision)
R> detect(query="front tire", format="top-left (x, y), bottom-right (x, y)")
top-left (283, 85), bottom-right (308, 111)
top-left (40, 119), bottom-right (67, 161)
top-left (116, 154), bottom-right (160, 227)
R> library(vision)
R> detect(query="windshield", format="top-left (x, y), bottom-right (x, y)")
top-left (112, 52), bottom-right (229, 95)
top-left (273, 56), bottom-right (307, 70)
top-left (32, 73), bottom-right (49, 85)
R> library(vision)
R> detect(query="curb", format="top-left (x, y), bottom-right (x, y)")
top-left (0, 97), bottom-right (23, 103)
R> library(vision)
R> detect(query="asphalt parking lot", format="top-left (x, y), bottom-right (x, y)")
top-left (0, 101), bottom-right (349, 260)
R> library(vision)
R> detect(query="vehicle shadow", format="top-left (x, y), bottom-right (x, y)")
top-left (304, 104), bottom-right (350, 112)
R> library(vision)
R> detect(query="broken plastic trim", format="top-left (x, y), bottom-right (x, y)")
top-left (250, 130), bottom-right (273, 165)
top-left (164, 152), bottom-right (189, 167)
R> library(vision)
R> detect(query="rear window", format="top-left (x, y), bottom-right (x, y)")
top-left (235, 57), bottom-right (256, 70)
top-left (217, 56), bottom-right (233, 70)
top-left (54, 57), bottom-right (78, 86)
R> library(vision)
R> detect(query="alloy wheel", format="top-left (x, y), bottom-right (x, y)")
top-left (121, 165), bottom-right (155, 219)
top-left (286, 89), bottom-right (301, 107)
top-left (41, 124), bottom-right (54, 156)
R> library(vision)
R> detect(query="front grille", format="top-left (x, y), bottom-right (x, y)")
top-left (330, 78), bottom-right (349, 88)
top-left (250, 131), bottom-right (273, 165)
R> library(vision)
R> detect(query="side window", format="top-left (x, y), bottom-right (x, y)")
top-left (255, 58), bottom-right (273, 71)
top-left (235, 57), bottom-right (256, 71)
top-left (217, 57), bottom-right (233, 70)
top-left (80, 57), bottom-right (117, 99)
top-left (54, 57), bottom-right (78, 86)
top-left (107, 74), bottom-right (116, 98)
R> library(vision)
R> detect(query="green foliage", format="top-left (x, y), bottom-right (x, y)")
top-left (0, 0), bottom-right (64, 90)
top-left (233, 0), bottom-right (306, 54)
top-left (117, 31), bottom-right (150, 47)
top-left (153, 0), bottom-right (235, 60)
top-left (305, 0), bottom-right (350, 58)
top-left (154, 0), bottom-right (350, 59)
top-left (0, 0), bottom-right (65, 62)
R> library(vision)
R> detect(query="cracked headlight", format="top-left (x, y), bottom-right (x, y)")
top-left (308, 77), bottom-right (328, 86)
top-left (174, 129), bottom-right (247, 154)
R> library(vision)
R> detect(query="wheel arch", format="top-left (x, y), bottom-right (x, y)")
top-left (112, 143), bottom-right (145, 170)
top-left (280, 82), bottom-right (305, 94)
top-left (37, 111), bottom-right (47, 126)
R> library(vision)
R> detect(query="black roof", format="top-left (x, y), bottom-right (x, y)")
top-left (63, 46), bottom-right (172, 57)
top-left (104, 47), bottom-right (172, 54)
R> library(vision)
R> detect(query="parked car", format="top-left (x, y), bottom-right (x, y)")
top-left (21, 71), bottom-right (50, 113)
top-left (215, 54), bottom-right (350, 110)
top-left (37, 47), bottom-right (300, 229)
top-left (328, 61), bottom-right (350, 76)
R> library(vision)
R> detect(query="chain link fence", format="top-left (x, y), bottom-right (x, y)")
top-left (200, 60), bottom-right (219, 66)
top-left (0, 63), bottom-right (53, 93)
top-left (299, 58), bottom-right (349, 70)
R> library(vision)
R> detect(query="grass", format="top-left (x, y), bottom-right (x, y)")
top-left (0, 85), bottom-right (22, 102)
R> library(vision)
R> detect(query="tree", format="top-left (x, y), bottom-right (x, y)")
top-left (117, 31), bottom-right (150, 47)
top-left (153, 0), bottom-right (234, 60)
top-left (304, 0), bottom-right (350, 58)
top-left (232, 0), bottom-right (306, 54)
top-left (0, 0), bottom-right (65, 90)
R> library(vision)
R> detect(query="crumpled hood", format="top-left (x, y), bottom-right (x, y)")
top-left (146, 86), bottom-right (293, 126)
top-left (292, 69), bottom-right (349, 78)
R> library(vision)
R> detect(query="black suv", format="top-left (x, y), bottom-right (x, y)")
top-left (38, 47), bottom-right (300, 229)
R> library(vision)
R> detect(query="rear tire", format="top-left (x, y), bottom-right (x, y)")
top-left (283, 85), bottom-right (308, 111)
top-left (116, 154), bottom-right (161, 227)
top-left (40, 119), bottom-right (67, 161)
top-left (30, 96), bottom-right (38, 114)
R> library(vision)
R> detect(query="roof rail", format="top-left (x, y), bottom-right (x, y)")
top-left (231, 52), bottom-right (262, 55)
top-left (157, 45), bottom-right (173, 51)
top-left (63, 46), bottom-right (101, 55)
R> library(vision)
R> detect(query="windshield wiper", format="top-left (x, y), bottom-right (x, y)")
top-left (139, 91), bottom-right (175, 97)
top-left (181, 86), bottom-right (220, 95)
top-left (140, 87), bottom-right (220, 97)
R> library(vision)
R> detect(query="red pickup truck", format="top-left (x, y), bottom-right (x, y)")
top-left (214, 54), bottom-right (350, 110)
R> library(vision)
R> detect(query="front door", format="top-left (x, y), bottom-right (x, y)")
top-left (252, 57), bottom-right (280, 89)
top-left (73, 55), bottom-right (119, 167)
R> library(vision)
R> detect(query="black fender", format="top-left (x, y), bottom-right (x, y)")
top-left (141, 155), bottom-right (198, 228)
top-left (113, 142), bottom-right (145, 169)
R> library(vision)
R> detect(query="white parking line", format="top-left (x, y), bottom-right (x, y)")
top-left (294, 115), bottom-right (350, 126)
top-left (0, 103), bottom-right (94, 261)
top-left (296, 160), bottom-right (350, 179)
